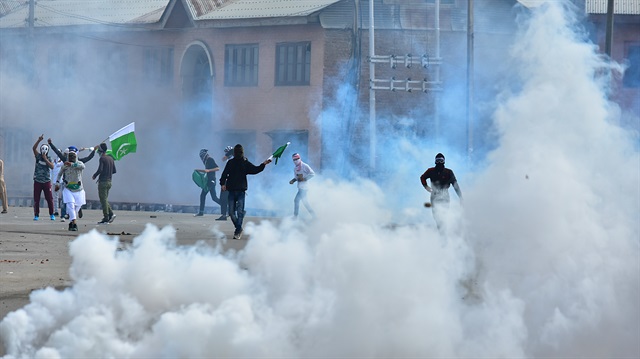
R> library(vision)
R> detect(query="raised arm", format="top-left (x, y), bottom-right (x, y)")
top-left (47, 139), bottom-right (65, 161)
top-left (32, 135), bottom-right (44, 157)
top-left (79, 148), bottom-right (96, 163)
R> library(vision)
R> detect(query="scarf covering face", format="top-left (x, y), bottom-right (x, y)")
top-left (292, 153), bottom-right (302, 171)
top-left (435, 153), bottom-right (445, 170)
top-left (199, 149), bottom-right (208, 164)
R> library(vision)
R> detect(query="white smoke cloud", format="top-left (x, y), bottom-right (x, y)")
top-left (1, 1), bottom-right (639, 358)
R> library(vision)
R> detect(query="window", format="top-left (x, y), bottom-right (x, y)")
top-left (275, 42), bottom-right (311, 86)
top-left (48, 49), bottom-right (76, 87)
top-left (623, 43), bottom-right (640, 88)
top-left (225, 44), bottom-right (258, 86)
top-left (143, 47), bottom-right (174, 85)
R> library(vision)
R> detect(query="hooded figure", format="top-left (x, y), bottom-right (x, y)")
top-left (289, 153), bottom-right (315, 218)
top-left (194, 148), bottom-right (221, 217)
top-left (419, 153), bottom-right (463, 231)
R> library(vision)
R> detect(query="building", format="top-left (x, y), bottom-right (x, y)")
top-left (0, 0), bottom-right (635, 205)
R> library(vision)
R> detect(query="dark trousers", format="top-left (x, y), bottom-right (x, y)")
top-left (33, 181), bottom-right (54, 216)
top-left (219, 188), bottom-right (229, 216)
top-left (98, 181), bottom-right (113, 220)
top-left (228, 191), bottom-right (246, 233)
top-left (199, 183), bottom-right (220, 214)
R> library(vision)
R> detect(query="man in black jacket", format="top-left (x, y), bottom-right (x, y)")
top-left (219, 144), bottom-right (272, 239)
top-left (420, 153), bottom-right (462, 231)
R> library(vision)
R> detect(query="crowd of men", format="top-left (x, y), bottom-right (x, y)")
top-left (0, 138), bottom-right (462, 236)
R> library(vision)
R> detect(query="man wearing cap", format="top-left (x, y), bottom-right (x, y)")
top-left (48, 138), bottom-right (97, 220)
top-left (194, 149), bottom-right (221, 217)
top-left (420, 153), bottom-right (463, 231)
top-left (289, 153), bottom-right (316, 219)
top-left (92, 143), bottom-right (117, 224)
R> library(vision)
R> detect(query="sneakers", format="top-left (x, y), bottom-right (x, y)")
top-left (53, 211), bottom-right (59, 216)
top-left (50, 215), bottom-right (55, 221)
top-left (215, 215), bottom-right (227, 221)
top-left (78, 208), bottom-right (83, 219)
top-left (1, 210), bottom-right (7, 214)
top-left (232, 230), bottom-right (243, 240)
top-left (194, 212), bottom-right (204, 217)
top-left (68, 222), bottom-right (78, 231)
top-left (97, 218), bottom-right (109, 224)
top-left (64, 214), bottom-right (69, 220)
top-left (108, 214), bottom-right (116, 223)
top-left (34, 216), bottom-right (39, 221)
top-left (61, 218), bottom-right (66, 222)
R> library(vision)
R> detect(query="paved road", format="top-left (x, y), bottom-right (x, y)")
top-left (0, 206), bottom-right (269, 323)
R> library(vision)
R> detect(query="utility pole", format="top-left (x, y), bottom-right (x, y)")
top-left (28, 0), bottom-right (35, 36)
top-left (605, 0), bottom-right (614, 57)
top-left (466, 0), bottom-right (474, 163)
top-left (369, 0), bottom-right (376, 173)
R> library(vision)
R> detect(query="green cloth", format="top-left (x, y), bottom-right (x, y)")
top-left (192, 170), bottom-right (208, 190)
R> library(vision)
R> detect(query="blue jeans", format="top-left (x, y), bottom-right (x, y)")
top-left (228, 191), bottom-right (246, 233)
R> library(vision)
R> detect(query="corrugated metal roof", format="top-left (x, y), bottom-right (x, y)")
top-left (320, 0), bottom-right (518, 33)
top-left (0, 0), bottom-right (169, 29)
top-left (586, 0), bottom-right (640, 15)
top-left (185, 0), bottom-right (342, 20)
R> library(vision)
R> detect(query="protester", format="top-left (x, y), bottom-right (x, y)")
top-left (289, 153), bottom-right (315, 219)
top-left (219, 144), bottom-right (272, 239)
top-left (55, 151), bottom-right (85, 231)
top-left (0, 158), bottom-right (8, 214)
top-left (48, 140), bottom-right (96, 220)
top-left (420, 153), bottom-right (463, 231)
top-left (216, 145), bottom-right (234, 221)
top-left (48, 139), bottom-right (96, 164)
top-left (194, 149), bottom-right (221, 217)
top-left (32, 135), bottom-right (55, 221)
top-left (51, 156), bottom-right (63, 216)
top-left (92, 143), bottom-right (117, 224)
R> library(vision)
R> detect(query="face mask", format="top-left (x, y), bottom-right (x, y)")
top-left (293, 159), bottom-right (301, 165)
top-left (40, 144), bottom-right (49, 156)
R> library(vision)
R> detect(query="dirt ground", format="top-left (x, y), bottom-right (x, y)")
top-left (0, 205), bottom-right (262, 326)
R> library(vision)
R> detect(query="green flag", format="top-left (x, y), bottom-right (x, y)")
top-left (192, 170), bottom-right (208, 190)
top-left (270, 142), bottom-right (290, 165)
top-left (108, 122), bottom-right (137, 160)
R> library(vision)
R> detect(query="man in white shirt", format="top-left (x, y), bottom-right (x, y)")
top-left (289, 153), bottom-right (315, 219)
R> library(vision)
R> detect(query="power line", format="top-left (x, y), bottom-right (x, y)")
top-left (37, 19), bottom-right (173, 48)
top-left (36, 2), bottom-right (159, 29)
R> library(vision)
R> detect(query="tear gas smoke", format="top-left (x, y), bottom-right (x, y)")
top-left (1, 1), bottom-right (638, 358)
